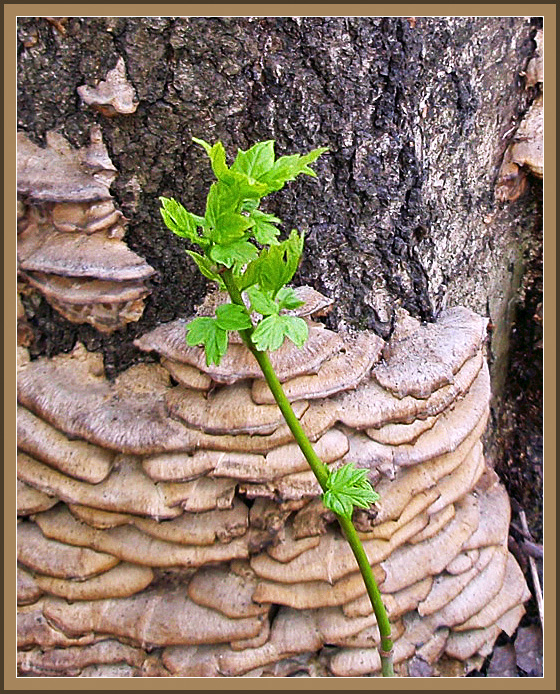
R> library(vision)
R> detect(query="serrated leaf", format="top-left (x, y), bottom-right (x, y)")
top-left (185, 250), bottom-right (225, 287)
top-left (192, 138), bottom-right (229, 180)
top-left (237, 249), bottom-right (279, 293)
top-left (246, 286), bottom-right (279, 316)
top-left (329, 463), bottom-right (361, 489)
top-left (231, 140), bottom-right (276, 182)
top-left (185, 316), bottom-right (228, 366)
top-left (260, 146), bottom-right (329, 193)
top-left (322, 490), bottom-right (354, 518)
top-left (241, 199), bottom-right (260, 213)
top-left (322, 462), bottom-right (380, 519)
top-left (215, 303), bottom-right (253, 331)
top-left (328, 462), bottom-right (375, 493)
top-left (209, 239), bottom-right (259, 272)
top-left (238, 229), bottom-right (304, 294)
top-left (249, 245), bottom-right (287, 294)
top-left (283, 229), bottom-right (305, 279)
top-left (159, 196), bottom-right (207, 246)
top-left (194, 137), bottom-right (268, 200)
top-left (205, 182), bottom-right (254, 244)
top-left (251, 313), bottom-right (309, 352)
top-left (250, 209), bottom-right (283, 245)
top-left (251, 314), bottom-right (288, 352)
top-left (230, 141), bottom-right (327, 195)
top-left (282, 315), bottom-right (308, 347)
top-left (277, 287), bottom-right (305, 311)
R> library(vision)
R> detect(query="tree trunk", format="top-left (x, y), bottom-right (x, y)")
top-left (17, 13), bottom-right (543, 670)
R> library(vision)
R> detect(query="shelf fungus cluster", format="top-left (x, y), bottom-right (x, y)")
top-left (16, 287), bottom-right (530, 677)
top-left (496, 28), bottom-right (544, 202)
top-left (16, 126), bottom-right (155, 332)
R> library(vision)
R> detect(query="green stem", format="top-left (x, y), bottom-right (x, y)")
top-left (337, 515), bottom-right (395, 677)
top-left (221, 269), bottom-right (395, 677)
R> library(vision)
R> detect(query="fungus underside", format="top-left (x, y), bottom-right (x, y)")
top-left (159, 137), bottom-right (395, 677)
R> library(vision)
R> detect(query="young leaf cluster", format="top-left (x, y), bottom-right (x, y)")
top-left (322, 462), bottom-right (381, 520)
top-left (160, 137), bottom-right (328, 366)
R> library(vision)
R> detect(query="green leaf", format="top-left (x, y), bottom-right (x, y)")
top-left (239, 229), bottom-right (304, 294)
top-left (191, 136), bottom-right (214, 157)
top-left (231, 140), bottom-right (276, 182)
top-left (260, 146), bottom-right (329, 193)
top-left (205, 182), bottom-right (254, 244)
top-left (185, 250), bottom-right (225, 287)
top-left (215, 303), bottom-right (253, 331)
top-left (241, 199), bottom-right (260, 213)
top-left (249, 209), bottom-right (283, 245)
top-left (282, 229), bottom-right (305, 284)
top-left (238, 246), bottom-right (283, 293)
top-left (322, 462), bottom-right (380, 520)
top-left (277, 287), bottom-right (305, 311)
top-left (251, 313), bottom-right (309, 352)
top-left (246, 286), bottom-right (279, 316)
top-left (159, 197), bottom-right (207, 246)
top-left (193, 137), bottom-right (268, 200)
top-left (230, 141), bottom-right (328, 195)
top-left (192, 138), bottom-right (229, 180)
top-left (251, 314), bottom-right (287, 352)
top-left (282, 315), bottom-right (308, 347)
top-left (322, 489), bottom-right (354, 518)
top-left (185, 316), bottom-right (228, 366)
top-left (209, 240), bottom-right (259, 272)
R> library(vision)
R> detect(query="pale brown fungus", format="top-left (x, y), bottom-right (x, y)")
top-left (78, 57), bottom-right (139, 116)
top-left (33, 562), bottom-right (154, 601)
top-left (187, 564), bottom-right (269, 619)
top-left (34, 504), bottom-right (250, 568)
top-left (17, 479), bottom-right (58, 516)
top-left (166, 381), bottom-right (309, 436)
top-left (42, 587), bottom-right (267, 647)
top-left (17, 129), bottom-right (116, 203)
top-left (334, 351), bottom-right (484, 431)
top-left (18, 639), bottom-right (146, 678)
top-left (18, 453), bottom-right (184, 519)
top-left (251, 330), bottom-right (384, 404)
top-left (18, 405), bottom-right (115, 484)
top-left (17, 566), bottom-right (43, 606)
top-left (373, 307), bottom-right (487, 399)
top-left (18, 230), bottom-right (155, 281)
top-left (17, 521), bottom-right (119, 579)
top-left (135, 320), bottom-right (344, 384)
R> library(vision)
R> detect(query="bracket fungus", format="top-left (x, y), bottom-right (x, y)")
top-left (78, 57), bottom-right (139, 116)
top-left (496, 29), bottom-right (544, 201)
top-left (17, 128), bottom-right (116, 203)
top-left (17, 127), bottom-right (155, 331)
top-left (135, 319), bottom-right (345, 385)
top-left (16, 287), bottom-right (530, 677)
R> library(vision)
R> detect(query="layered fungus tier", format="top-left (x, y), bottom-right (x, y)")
top-left (16, 288), bottom-right (530, 678)
top-left (16, 127), bottom-right (155, 333)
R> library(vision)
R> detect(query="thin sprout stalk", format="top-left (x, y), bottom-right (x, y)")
top-left (222, 268), bottom-right (395, 677)
top-left (160, 137), bottom-right (396, 677)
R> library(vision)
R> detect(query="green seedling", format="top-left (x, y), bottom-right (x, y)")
top-left (159, 137), bottom-right (395, 677)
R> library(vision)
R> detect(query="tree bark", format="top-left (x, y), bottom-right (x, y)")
top-left (17, 15), bottom-right (542, 530)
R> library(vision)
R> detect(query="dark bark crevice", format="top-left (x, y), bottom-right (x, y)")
top-left (17, 15), bottom-right (541, 400)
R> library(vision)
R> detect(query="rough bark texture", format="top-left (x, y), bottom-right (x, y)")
top-left (17, 14), bottom-right (543, 669)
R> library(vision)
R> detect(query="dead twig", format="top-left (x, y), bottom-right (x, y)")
top-left (521, 539), bottom-right (543, 560)
top-left (519, 510), bottom-right (544, 631)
